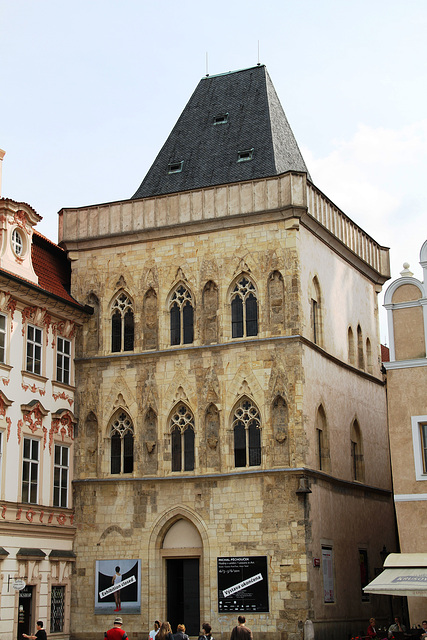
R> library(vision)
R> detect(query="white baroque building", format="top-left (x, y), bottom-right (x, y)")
top-left (0, 197), bottom-right (89, 640)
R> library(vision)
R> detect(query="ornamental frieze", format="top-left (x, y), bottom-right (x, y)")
top-left (0, 503), bottom-right (74, 526)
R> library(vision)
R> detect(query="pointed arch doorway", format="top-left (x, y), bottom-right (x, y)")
top-left (162, 519), bottom-right (202, 636)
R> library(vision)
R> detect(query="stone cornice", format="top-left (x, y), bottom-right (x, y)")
top-left (73, 465), bottom-right (392, 498)
top-left (75, 334), bottom-right (385, 385)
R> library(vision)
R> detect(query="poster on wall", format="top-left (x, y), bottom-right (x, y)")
top-left (321, 546), bottom-right (335, 603)
top-left (217, 556), bottom-right (269, 613)
top-left (95, 560), bottom-right (141, 614)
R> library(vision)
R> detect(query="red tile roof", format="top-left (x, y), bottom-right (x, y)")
top-left (30, 230), bottom-right (79, 305)
top-left (381, 344), bottom-right (390, 362)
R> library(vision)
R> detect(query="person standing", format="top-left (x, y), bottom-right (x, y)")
top-left (105, 616), bottom-right (128, 640)
top-left (420, 620), bottom-right (427, 639)
top-left (149, 620), bottom-right (161, 640)
top-left (198, 622), bottom-right (214, 640)
top-left (23, 620), bottom-right (47, 640)
top-left (157, 621), bottom-right (173, 640)
top-left (230, 616), bottom-right (252, 640)
top-left (173, 624), bottom-right (189, 640)
top-left (112, 566), bottom-right (122, 612)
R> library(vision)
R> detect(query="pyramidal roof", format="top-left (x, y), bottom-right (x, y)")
top-left (132, 65), bottom-right (311, 200)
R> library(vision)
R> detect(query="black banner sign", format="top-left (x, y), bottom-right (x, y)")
top-left (217, 556), bottom-right (269, 613)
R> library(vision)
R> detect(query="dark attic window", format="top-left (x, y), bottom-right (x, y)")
top-left (237, 148), bottom-right (254, 162)
top-left (213, 113), bottom-right (229, 125)
top-left (167, 160), bottom-right (184, 174)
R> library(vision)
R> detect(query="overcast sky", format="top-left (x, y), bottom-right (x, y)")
top-left (1, 0), bottom-right (426, 343)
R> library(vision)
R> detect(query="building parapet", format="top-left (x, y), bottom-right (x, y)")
top-left (306, 181), bottom-right (390, 278)
top-left (59, 172), bottom-right (390, 280)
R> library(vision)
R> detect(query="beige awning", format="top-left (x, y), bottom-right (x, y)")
top-left (364, 553), bottom-right (427, 597)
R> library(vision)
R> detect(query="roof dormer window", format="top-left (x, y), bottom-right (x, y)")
top-left (213, 113), bottom-right (229, 125)
top-left (168, 161), bottom-right (184, 174)
top-left (237, 148), bottom-right (254, 163)
top-left (12, 228), bottom-right (24, 256)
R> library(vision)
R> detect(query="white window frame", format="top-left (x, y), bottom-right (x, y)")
top-left (412, 415), bottom-right (427, 480)
top-left (53, 444), bottom-right (69, 508)
top-left (26, 324), bottom-right (42, 375)
top-left (22, 437), bottom-right (40, 504)
top-left (56, 337), bottom-right (71, 385)
top-left (0, 314), bottom-right (6, 364)
top-left (12, 227), bottom-right (24, 256)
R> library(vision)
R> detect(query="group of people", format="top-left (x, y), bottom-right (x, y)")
top-left (105, 614), bottom-right (253, 640)
top-left (367, 616), bottom-right (427, 638)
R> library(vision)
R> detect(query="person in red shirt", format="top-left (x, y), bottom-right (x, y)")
top-left (367, 617), bottom-right (379, 638)
top-left (105, 617), bottom-right (128, 640)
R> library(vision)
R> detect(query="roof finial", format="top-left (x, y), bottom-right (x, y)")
top-left (257, 40), bottom-right (260, 65)
top-left (206, 52), bottom-right (209, 77)
top-left (400, 262), bottom-right (413, 277)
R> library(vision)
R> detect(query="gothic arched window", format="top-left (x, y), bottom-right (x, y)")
top-left (350, 419), bottom-right (364, 482)
top-left (170, 404), bottom-right (195, 471)
top-left (231, 277), bottom-right (258, 338)
top-left (357, 325), bottom-right (364, 370)
top-left (170, 285), bottom-right (194, 346)
top-left (110, 411), bottom-right (134, 474)
top-left (310, 276), bottom-right (322, 345)
top-left (111, 293), bottom-right (134, 353)
top-left (232, 397), bottom-right (261, 467)
top-left (315, 404), bottom-right (331, 472)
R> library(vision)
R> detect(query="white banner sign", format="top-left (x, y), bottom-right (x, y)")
top-left (99, 575), bottom-right (136, 599)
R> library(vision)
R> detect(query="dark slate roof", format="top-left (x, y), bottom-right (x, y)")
top-left (49, 549), bottom-right (76, 558)
top-left (132, 65), bottom-right (310, 199)
top-left (17, 548), bottom-right (46, 558)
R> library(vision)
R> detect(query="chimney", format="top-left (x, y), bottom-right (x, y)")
top-left (0, 149), bottom-right (5, 197)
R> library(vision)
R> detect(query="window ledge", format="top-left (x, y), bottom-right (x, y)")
top-left (52, 380), bottom-right (75, 393)
top-left (21, 370), bottom-right (48, 384)
top-left (0, 362), bottom-right (12, 374)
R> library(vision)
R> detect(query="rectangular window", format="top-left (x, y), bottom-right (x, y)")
top-left (22, 437), bottom-right (39, 504)
top-left (421, 424), bottom-right (427, 474)
top-left (50, 585), bottom-right (65, 633)
top-left (359, 549), bottom-right (370, 601)
top-left (0, 314), bottom-right (6, 363)
top-left (322, 545), bottom-right (335, 603)
top-left (53, 445), bottom-right (69, 508)
top-left (26, 325), bottom-right (42, 375)
top-left (411, 415), bottom-right (427, 480)
top-left (57, 337), bottom-right (71, 385)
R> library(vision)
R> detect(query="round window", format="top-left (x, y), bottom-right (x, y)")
top-left (12, 228), bottom-right (24, 256)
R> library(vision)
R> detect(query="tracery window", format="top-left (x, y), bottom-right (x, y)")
top-left (170, 404), bottom-right (195, 471)
top-left (110, 412), bottom-right (134, 474)
top-left (111, 293), bottom-right (134, 353)
top-left (231, 277), bottom-right (258, 338)
top-left (170, 285), bottom-right (194, 346)
top-left (232, 397), bottom-right (261, 467)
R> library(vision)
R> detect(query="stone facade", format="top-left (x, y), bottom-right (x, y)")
top-left (61, 169), bottom-right (397, 640)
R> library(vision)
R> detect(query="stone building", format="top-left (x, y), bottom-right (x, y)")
top-left (0, 195), bottom-right (89, 640)
top-left (60, 66), bottom-right (397, 640)
top-left (381, 242), bottom-right (427, 624)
